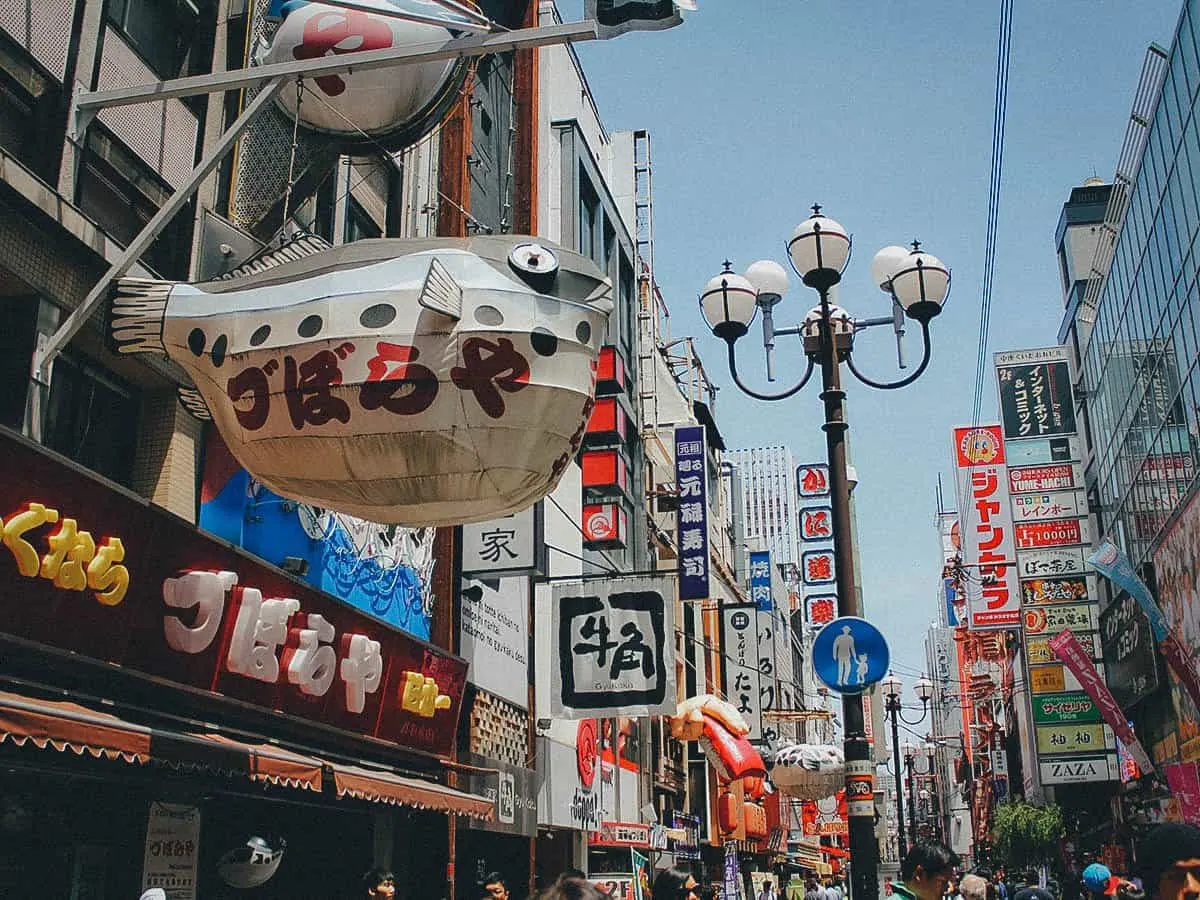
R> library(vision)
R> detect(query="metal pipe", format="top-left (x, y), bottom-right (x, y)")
top-left (888, 698), bottom-right (908, 861)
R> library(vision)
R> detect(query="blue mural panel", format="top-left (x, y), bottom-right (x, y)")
top-left (199, 430), bottom-right (433, 639)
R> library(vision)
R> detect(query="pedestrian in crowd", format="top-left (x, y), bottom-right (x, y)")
top-left (804, 874), bottom-right (827, 900)
top-left (1137, 823), bottom-right (1200, 900)
top-left (759, 880), bottom-right (777, 900)
top-left (892, 841), bottom-right (961, 900)
top-left (363, 867), bottom-right (396, 900)
top-left (993, 872), bottom-right (1009, 900)
top-left (482, 872), bottom-right (510, 900)
top-left (651, 867), bottom-right (701, 900)
top-left (946, 878), bottom-right (964, 900)
top-left (535, 877), bottom-right (610, 900)
top-left (827, 878), bottom-right (844, 900)
top-left (961, 874), bottom-right (989, 900)
top-left (1084, 863), bottom-right (1121, 900)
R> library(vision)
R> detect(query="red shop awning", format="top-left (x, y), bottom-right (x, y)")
top-left (331, 762), bottom-right (494, 821)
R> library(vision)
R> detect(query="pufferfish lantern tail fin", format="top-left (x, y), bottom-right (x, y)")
top-left (110, 277), bottom-right (176, 355)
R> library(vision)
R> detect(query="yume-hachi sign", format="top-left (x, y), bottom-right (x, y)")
top-left (261, 0), bottom-right (473, 147)
top-left (952, 426), bottom-right (1019, 630)
top-left (112, 237), bottom-right (612, 526)
top-left (0, 428), bottom-right (467, 757)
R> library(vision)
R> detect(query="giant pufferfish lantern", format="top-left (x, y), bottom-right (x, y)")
top-left (770, 741), bottom-right (845, 801)
top-left (670, 695), bottom-right (766, 781)
top-left (111, 236), bottom-right (613, 526)
top-left (260, 0), bottom-right (475, 147)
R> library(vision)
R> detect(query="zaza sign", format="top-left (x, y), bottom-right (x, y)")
top-left (0, 428), bottom-right (467, 757)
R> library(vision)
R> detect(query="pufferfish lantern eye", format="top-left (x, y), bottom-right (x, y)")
top-left (508, 243), bottom-right (559, 290)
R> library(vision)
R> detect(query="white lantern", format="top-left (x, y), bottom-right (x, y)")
top-left (111, 236), bottom-right (613, 526)
top-left (261, 1), bottom-right (471, 146)
top-left (216, 836), bottom-right (286, 889)
top-left (770, 741), bottom-right (845, 800)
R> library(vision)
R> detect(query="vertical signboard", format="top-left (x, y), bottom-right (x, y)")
top-left (722, 604), bottom-right (763, 743)
top-left (951, 425), bottom-right (1019, 630)
top-left (994, 346), bottom-right (1114, 786)
top-left (748, 550), bottom-right (779, 743)
top-left (676, 426), bottom-right (710, 601)
top-left (797, 463), bottom-right (837, 628)
top-left (749, 551), bottom-right (773, 612)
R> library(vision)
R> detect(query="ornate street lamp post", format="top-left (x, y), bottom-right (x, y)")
top-left (882, 672), bottom-right (933, 860)
top-left (700, 208), bottom-right (951, 900)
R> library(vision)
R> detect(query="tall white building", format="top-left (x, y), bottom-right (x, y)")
top-left (728, 445), bottom-right (802, 567)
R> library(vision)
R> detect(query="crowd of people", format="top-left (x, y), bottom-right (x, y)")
top-left (342, 822), bottom-right (1200, 900)
top-left (891, 823), bottom-right (1200, 900)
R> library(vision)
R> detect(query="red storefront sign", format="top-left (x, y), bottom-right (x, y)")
top-left (0, 429), bottom-right (466, 757)
top-left (1014, 518), bottom-right (1085, 549)
top-left (589, 821), bottom-right (651, 847)
top-left (800, 792), bottom-right (848, 836)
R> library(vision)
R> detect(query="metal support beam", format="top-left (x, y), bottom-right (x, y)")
top-left (27, 78), bottom-right (288, 440)
top-left (71, 20), bottom-right (598, 125)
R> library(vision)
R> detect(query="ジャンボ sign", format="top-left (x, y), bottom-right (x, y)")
top-left (952, 426), bottom-right (1019, 630)
top-left (0, 429), bottom-right (467, 757)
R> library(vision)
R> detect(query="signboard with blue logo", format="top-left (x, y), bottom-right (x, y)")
top-left (749, 550), bottom-right (773, 612)
top-left (812, 616), bottom-right (890, 695)
top-left (675, 426), bottom-right (709, 601)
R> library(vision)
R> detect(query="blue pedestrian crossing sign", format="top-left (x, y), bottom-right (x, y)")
top-left (812, 616), bottom-right (890, 695)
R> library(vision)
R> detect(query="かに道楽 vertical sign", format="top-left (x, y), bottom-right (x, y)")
top-left (551, 576), bottom-right (676, 717)
top-left (675, 426), bottom-right (709, 601)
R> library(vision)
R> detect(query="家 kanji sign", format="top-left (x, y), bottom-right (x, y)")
top-left (952, 426), bottom-right (1019, 630)
top-left (0, 429), bottom-right (467, 757)
top-left (461, 503), bottom-right (546, 578)
top-left (551, 576), bottom-right (675, 717)
top-left (675, 426), bottom-right (709, 601)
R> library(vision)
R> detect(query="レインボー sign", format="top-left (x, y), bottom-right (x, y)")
top-left (0, 428), bottom-right (467, 757)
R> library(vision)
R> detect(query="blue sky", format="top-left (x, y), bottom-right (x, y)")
top-left (565, 1), bottom-right (1182, 684)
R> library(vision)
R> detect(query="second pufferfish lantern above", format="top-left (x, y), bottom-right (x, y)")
top-left (111, 236), bottom-right (613, 526)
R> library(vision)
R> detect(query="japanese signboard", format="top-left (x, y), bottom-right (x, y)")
top-left (1100, 593), bottom-right (1160, 708)
top-left (1027, 632), bottom-right (1099, 666)
top-left (995, 347), bottom-right (1077, 440)
top-left (1040, 754), bottom-right (1120, 785)
top-left (798, 464), bottom-right (831, 498)
top-left (800, 792), bottom-right (849, 836)
top-left (1032, 692), bottom-right (1102, 725)
top-left (589, 821), bottom-right (652, 847)
top-left (675, 426), bottom-right (710, 601)
top-left (671, 813), bottom-right (701, 860)
top-left (0, 430), bottom-right (467, 757)
top-left (1023, 602), bottom-right (1098, 635)
top-left (551, 576), bottom-right (675, 718)
top-left (757, 608), bottom-right (780, 744)
top-left (952, 426), bottom-right (1019, 630)
top-left (142, 802), bottom-right (201, 900)
top-left (459, 576), bottom-right (529, 708)
top-left (1014, 518), bottom-right (1090, 549)
top-left (749, 551), bottom-right (773, 612)
top-left (1035, 723), bottom-right (1111, 755)
top-left (1021, 577), bottom-right (1091, 606)
top-left (461, 504), bottom-right (545, 578)
top-left (1017, 547), bottom-right (1091, 579)
top-left (801, 507), bottom-right (833, 543)
top-left (1004, 435), bottom-right (1082, 467)
top-left (805, 595), bottom-right (837, 626)
top-left (722, 604), bottom-right (763, 743)
top-left (1011, 490), bottom-right (1084, 522)
top-left (1008, 463), bottom-right (1083, 494)
top-left (460, 752), bottom-right (537, 836)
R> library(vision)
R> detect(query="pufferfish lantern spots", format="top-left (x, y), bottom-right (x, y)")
top-left (110, 236), bottom-right (613, 527)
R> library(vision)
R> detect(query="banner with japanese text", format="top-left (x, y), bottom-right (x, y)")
top-left (952, 425), bottom-right (1019, 630)
top-left (676, 426), bottom-right (710, 601)
top-left (797, 462), bottom-right (837, 628)
top-left (722, 603), bottom-right (763, 743)
top-left (551, 576), bottom-right (675, 718)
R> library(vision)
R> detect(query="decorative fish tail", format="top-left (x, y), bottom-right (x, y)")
top-left (111, 277), bottom-right (174, 355)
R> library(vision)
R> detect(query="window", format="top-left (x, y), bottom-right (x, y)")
top-left (0, 295), bottom-right (38, 430)
top-left (0, 35), bottom-right (63, 184)
top-left (77, 126), bottom-right (192, 279)
top-left (618, 253), bottom-right (635, 355)
top-left (43, 355), bottom-right (139, 488)
top-left (345, 197), bottom-right (382, 244)
top-left (579, 173), bottom-right (599, 262)
top-left (107, 0), bottom-right (201, 79)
